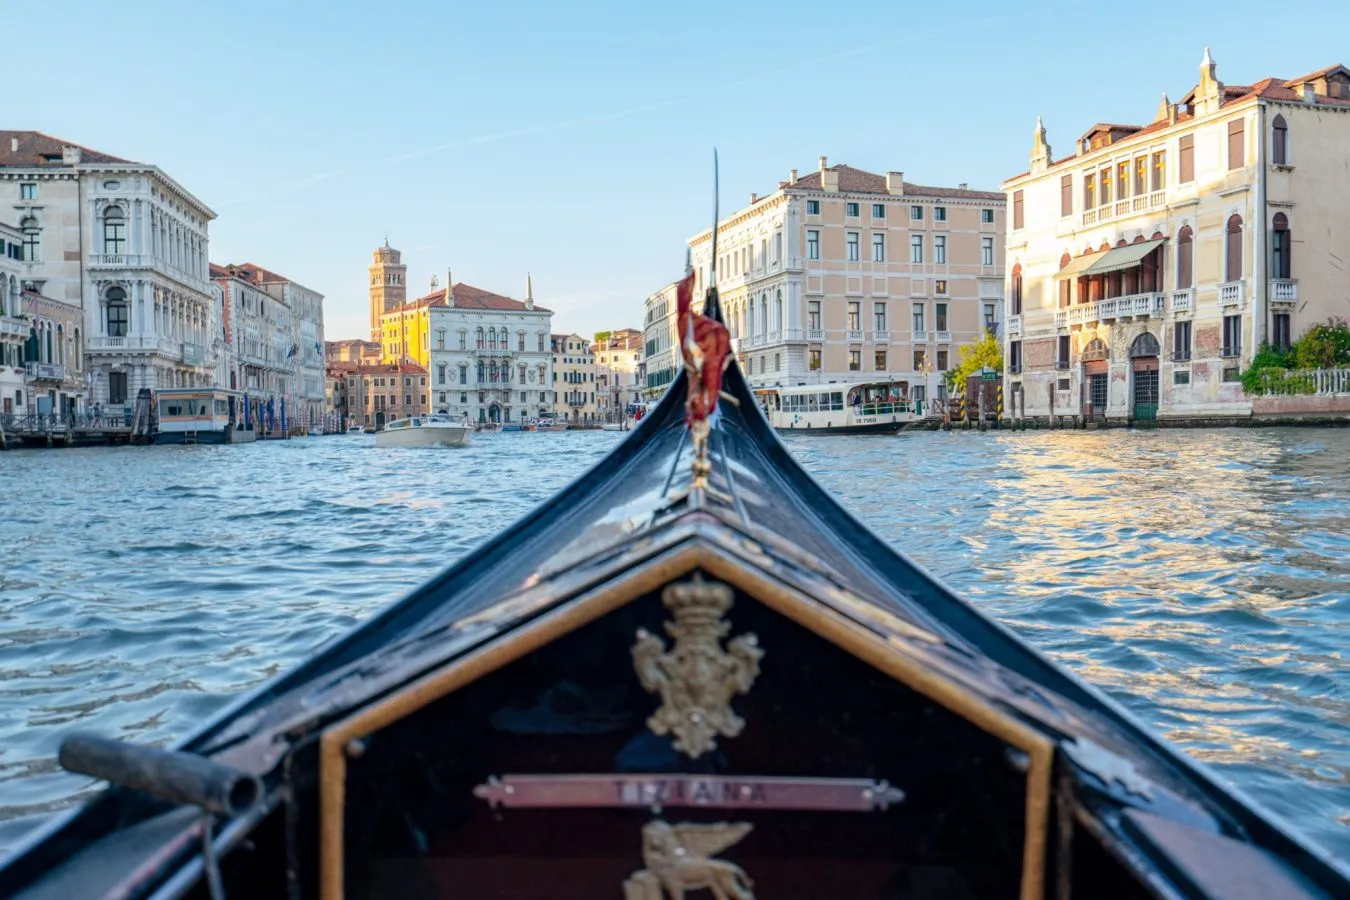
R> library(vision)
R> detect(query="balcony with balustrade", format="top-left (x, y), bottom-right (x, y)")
top-left (1170, 289), bottom-right (1194, 316)
top-left (872, 331), bottom-right (891, 343)
top-left (807, 328), bottom-right (824, 342)
top-left (1054, 292), bottom-right (1165, 328)
top-left (24, 362), bottom-right (67, 382)
top-left (846, 329), bottom-right (863, 342)
top-left (1080, 190), bottom-right (1166, 227)
top-left (0, 317), bottom-right (27, 339)
top-left (935, 330), bottom-right (952, 343)
top-left (1220, 281), bottom-right (1245, 309)
top-left (87, 253), bottom-right (211, 296)
top-left (1269, 279), bottom-right (1297, 310)
top-left (1006, 314), bottom-right (1023, 334)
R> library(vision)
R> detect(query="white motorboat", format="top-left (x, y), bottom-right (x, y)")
top-left (346, 425), bottom-right (365, 435)
top-left (374, 415), bottom-right (472, 448)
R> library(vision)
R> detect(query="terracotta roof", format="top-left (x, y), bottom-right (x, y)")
top-left (1284, 64), bottom-right (1350, 86)
top-left (404, 282), bottom-right (552, 314)
top-left (221, 262), bottom-right (292, 285)
top-left (333, 362), bottom-right (426, 376)
top-left (0, 131), bottom-right (137, 167)
top-left (784, 164), bottom-right (1002, 201)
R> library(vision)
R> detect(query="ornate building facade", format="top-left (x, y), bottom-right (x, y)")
top-left (0, 131), bottom-right (218, 415)
top-left (641, 277), bottom-right (682, 399)
top-left (0, 221), bottom-right (26, 414)
top-left (688, 158), bottom-right (1006, 404)
top-left (594, 329), bottom-right (643, 422)
top-left (1002, 53), bottom-right (1350, 422)
top-left (552, 333), bottom-right (597, 423)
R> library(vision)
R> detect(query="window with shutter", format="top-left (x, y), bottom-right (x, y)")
top-left (1271, 115), bottom-right (1288, 165)
top-left (1227, 119), bottom-right (1245, 170)
top-left (1179, 136), bottom-right (1194, 183)
top-left (1225, 215), bottom-right (1243, 282)
top-left (1013, 190), bottom-right (1024, 229)
top-left (1060, 175), bottom-right (1072, 216)
top-left (1176, 226), bottom-right (1193, 289)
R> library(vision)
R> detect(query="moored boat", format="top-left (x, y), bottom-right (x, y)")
top-left (3, 234), bottom-right (1346, 900)
top-left (152, 387), bottom-right (255, 445)
top-left (372, 415), bottom-right (471, 448)
top-left (535, 415), bottom-right (568, 432)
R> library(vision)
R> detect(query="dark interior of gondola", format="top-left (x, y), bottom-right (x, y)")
top-left (200, 576), bottom-right (1158, 899)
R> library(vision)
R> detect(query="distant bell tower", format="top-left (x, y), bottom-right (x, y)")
top-left (369, 239), bottom-right (408, 341)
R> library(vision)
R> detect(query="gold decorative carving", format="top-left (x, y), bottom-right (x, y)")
top-left (632, 575), bottom-right (763, 758)
top-left (623, 820), bottom-right (755, 900)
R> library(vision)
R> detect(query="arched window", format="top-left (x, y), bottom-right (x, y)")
top-left (476, 327), bottom-right (485, 349)
top-left (775, 289), bottom-right (783, 333)
top-left (1058, 253), bottom-right (1072, 307)
top-left (1271, 212), bottom-right (1291, 279)
top-left (1272, 115), bottom-right (1288, 165)
top-left (1011, 264), bottom-right (1023, 314)
top-left (102, 206), bottom-right (127, 256)
top-left (1225, 215), bottom-right (1243, 283)
top-left (476, 361), bottom-right (484, 383)
top-left (74, 327), bottom-right (81, 371)
top-left (1129, 332), bottom-right (1160, 358)
top-left (1176, 226), bottom-right (1193, 290)
top-left (20, 217), bottom-right (40, 262)
top-left (499, 327), bottom-right (508, 348)
top-left (759, 295), bottom-right (768, 335)
top-left (106, 287), bottom-right (129, 337)
top-left (56, 324), bottom-right (63, 365)
top-left (1082, 337), bottom-right (1108, 361)
top-left (24, 326), bottom-right (38, 363)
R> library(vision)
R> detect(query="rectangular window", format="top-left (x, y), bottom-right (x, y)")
top-left (846, 202), bottom-right (859, 217)
top-left (936, 350), bottom-right (948, 371)
top-left (934, 207), bottom-right (947, 222)
top-left (913, 350), bottom-right (926, 371)
top-left (1060, 174), bottom-right (1072, 216)
top-left (1134, 156), bottom-right (1147, 195)
top-left (1084, 172), bottom-right (1096, 209)
top-left (459, 332), bottom-right (467, 350)
top-left (807, 229), bottom-right (820, 260)
top-left (103, 217), bottom-right (126, 255)
top-left (935, 303), bottom-right (948, 332)
top-left (846, 232), bottom-right (860, 261)
top-left (1228, 119), bottom-right (1245, 170)
top-left (1117, 161), bottom-right (1130, 199)
top-left (872, 203), bottom-right (885, 218)
top-left (1057, 334), bottom-right (1070, 369)
top-left (848, 350), bottom-right (861, 371)
top-left (910, 235), bottom-right (923, 263)
top-left (437, 365), bottom-right (446, 384)
top-left (20, 183), bottom-right (37, 201)
top-left (910, 205), bottom-right (923, 221)
top-left (1272, 314), bottom-right (1291, 352)
top-left (808, 300), bottom-right (821, 329)
top-left (436, 331), bottom-right (446, 349)
top-left (774, 232), bottom-right (782, 263)
top-left (872, 233), bottom-right (885, 262)
top-left (981, 208), bottom-right (994, 224)
top-left (806, 199), bottom-right (820, 215)
top-left (809, 349), bottom-right (821, 370)
top-left (1222, 314), bottom-right (1242, 357)
top-left (1100, 168), bottom-right (1112, 204)
top-left (847, 302), bottom-right (860, 331)
top-left (1272, 228), bottom-right (1290, 279)
top-left (1179, 135), bottom-right (1195, 183)
top-left (875, 350), bottom-right (887, 370)
top-left (1059, 278), bottom-right (1071, 308)
top-left (1173, 320), bottom-right (1192, 360)
top-left (1009, 340), bottom-right (1022, 373)
top-left (935, 279), bottom-right (947, 294)
top-left (1174, 369), bottom-right (1190, 386)
top-left (1152, 151), bottom-right (1166, 190)
top-left (934, 235), bottom-right (947, 264)
top-left (108, 371), bottom-right (127, 404)
top-left (1012, 190), bottom-right (1024, 229)
top-left (873, 302), bottom-right (887, 331)
top-left (459, 366), bottom-right (467, 384)
top-left (984, 303), bottom-right (996, 329)
top-left (912, 303), bottom-right (925, 333)
top-left (981, 236), bottom-right (994, 266)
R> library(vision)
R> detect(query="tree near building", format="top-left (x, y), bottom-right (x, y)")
top-left (944, 331), bottom-right (1003, 391)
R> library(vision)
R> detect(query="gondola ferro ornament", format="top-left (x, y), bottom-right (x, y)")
top-left (632, 575), bottom-right (763, 759)
top-left (623, 820), bottom-right (755, 900)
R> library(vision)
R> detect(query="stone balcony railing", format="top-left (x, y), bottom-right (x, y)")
top-left (1080, 189), bottom-right (1166, 227)
top-left (1054, 292), bottom-right (1165, 328)
top-left (1269, 279), bottom-right (1297, 308)
top-left (846, 329), bottom-right (864, 342)
top-left (88, 254), bottom-right (211, 295)
top-left (807, 328), bottom-right (824, 341)
top-left (935, 330), bottom-right (952, 343)
top-left (24, 362), bottom-right (67, 381)
top-left (1007, 314), bottom-right (1023, 334)
top-left (1170, 289), bottom-right (1194, 315)
top-left (0, 317), bottom-right (27, 339)
top-left (1220, 281), bottom-right (1245, 308)
top-left (872, 330), bottom-right (891, 343)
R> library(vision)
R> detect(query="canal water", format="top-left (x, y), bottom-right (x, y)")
top-left (0, 428), bottom-right (1347, 859)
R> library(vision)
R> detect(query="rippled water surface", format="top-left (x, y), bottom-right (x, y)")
top-left (0, 428), bottom-right (1347, 858)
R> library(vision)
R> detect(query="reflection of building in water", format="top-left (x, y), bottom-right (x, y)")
top-left (1003, 53), bottom-right (1350, 424)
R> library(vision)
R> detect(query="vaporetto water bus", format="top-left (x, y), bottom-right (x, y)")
top-left (152, 387), bottom-right (255, 445)
top-left (759, 380), bottom-right (922, 435)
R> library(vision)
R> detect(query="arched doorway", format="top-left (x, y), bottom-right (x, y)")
top-left (1129, 332), bottom-right (1160, 422)
top-left (375, 410), bottom-right (386, 430)
top-left (1081, 337), bottom-right (1108, 420)
top-left (487, 402), bottom-right (502, 423)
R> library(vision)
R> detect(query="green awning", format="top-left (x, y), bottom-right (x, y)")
top-left (1085, 238), bottom-right (1165, 276)
top-left (1055, 252), bottom-right (1100, 280)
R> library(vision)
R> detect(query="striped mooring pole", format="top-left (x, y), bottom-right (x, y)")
top-left (996, 382), bottom-right (1004, 421)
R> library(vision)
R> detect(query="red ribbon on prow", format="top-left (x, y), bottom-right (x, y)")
top-left (676, 271), bottom-right (731, 426)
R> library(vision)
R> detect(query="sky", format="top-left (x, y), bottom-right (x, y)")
top-left (10, 1), bottom-right (1345, 341)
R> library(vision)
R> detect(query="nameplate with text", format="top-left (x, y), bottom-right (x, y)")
top-left (472, 774), bottom-right (904, 812)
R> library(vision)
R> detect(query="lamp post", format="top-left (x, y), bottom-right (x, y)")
top-left (918, 356), bottom-right (935, 417)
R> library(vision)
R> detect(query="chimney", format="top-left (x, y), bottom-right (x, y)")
top-left (445, 270), bottom-right (454, 306)
top-left (1303, 82), bottom-right (1316, 104)
top-left (885, 172), bottom-right (905, 195)
top-left (749, 192), bottom-right (758, 204)
top-left (62, 145), bottom-right (82, 165)
top-left (818, 155), bottom-right (828, 171)
top-left (1168, 103), bottom-right (1178, 125)
top-left (789, 168), bottom-right (798, 184)
top-left (958, 183), bottom-right (969, 190)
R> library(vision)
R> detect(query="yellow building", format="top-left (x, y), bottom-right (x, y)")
top-left (551, 333), bottom-right (597, 424)
top-left (369, 241), bottom-right (406, 342)
top-left (1003, 52), bottom-right (1350, 423)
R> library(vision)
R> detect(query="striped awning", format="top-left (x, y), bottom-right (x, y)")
top-left (1055, 252), bottom-right (1100, 280)
top-left (1085, 239), bottom-right (1165, 276)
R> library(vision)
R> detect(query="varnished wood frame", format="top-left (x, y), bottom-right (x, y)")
top-left (317, 544), bottom-right (1054, 900)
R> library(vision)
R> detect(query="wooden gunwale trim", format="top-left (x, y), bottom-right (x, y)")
top-left (318, 542), bottom-right (1053, 900)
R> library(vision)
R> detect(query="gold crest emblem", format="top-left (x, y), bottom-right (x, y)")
top-left (623, 820), bottom-right (755, 900)
top-left (632, 575), bottom-right (763, 759)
